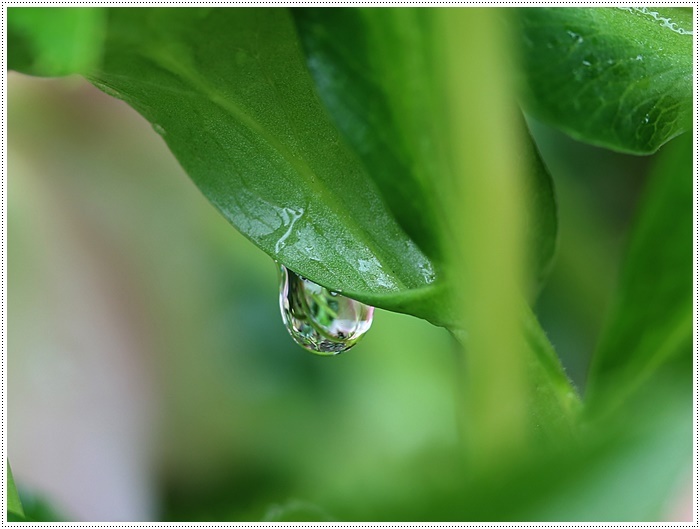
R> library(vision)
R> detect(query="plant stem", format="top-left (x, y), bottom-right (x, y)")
top-left (437, 7), bottom-right (529, 468)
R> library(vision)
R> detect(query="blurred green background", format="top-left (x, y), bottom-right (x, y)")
top-left (7, 73), bottom-right (690, 521)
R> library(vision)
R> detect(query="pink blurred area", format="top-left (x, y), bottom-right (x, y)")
top-left (8, 73), bottom-right (171, 520)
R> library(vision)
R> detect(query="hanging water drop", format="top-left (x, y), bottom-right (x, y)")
top-left (278, 265), bottom-right (374, 355)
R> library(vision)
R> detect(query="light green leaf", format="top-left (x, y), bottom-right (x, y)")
top-left (521, 379), bottom-right (691, 521)
top-left (326, 374), bottom-right (689, 521)
top-left (587, 133), bottom-right (692, 410)
top-left (8, 7), bottom-right (106, 76)
top-left (6, 462), bottom-right (24, 519)
top-left (83, 8), bottom-right (444, 324)
top-left (516, 8), bottom-right (692, 154)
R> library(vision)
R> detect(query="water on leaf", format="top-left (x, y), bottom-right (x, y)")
top-left (278, 265), bottom-right (373, 355)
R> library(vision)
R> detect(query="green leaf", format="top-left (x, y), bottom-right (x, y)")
top-left (294, 8), bottom-right (558, 294)
top-left (8, 7), bottom-right (107, 76)
top-left (83, 8), bottom-right (443, 323)
top-left (6, 461), bottom-right (24, 519)
top-left (587, 133), bottom-right (692, 410)
top-left (516, 8), bottom-right (692, 154)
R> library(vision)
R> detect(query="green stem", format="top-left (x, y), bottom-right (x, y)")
top-left (448, 304), bottom-right (582, 455)
top-left (439, 7), bottom-right (529, 465)
top-left (436, 9), bottom-right (582, 466)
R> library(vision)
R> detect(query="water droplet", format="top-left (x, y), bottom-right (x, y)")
top-left (274, 207), bottom-right (304, 253)
top-left (621, 7), bottom-right (694, 35)
top-left (566, 30), bottom-right (583, 44)
top-left (278, 265), bottom-right (374, 355)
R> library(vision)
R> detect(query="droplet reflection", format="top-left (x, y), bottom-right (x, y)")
top-left (278, 265), bottom-right (374, 355)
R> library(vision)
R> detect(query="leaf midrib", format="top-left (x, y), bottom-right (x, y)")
top-left (139, 46), bottom-right (414, 292)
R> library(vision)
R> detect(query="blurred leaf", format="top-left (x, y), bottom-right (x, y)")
top-left (329, 372), bottom-right (689, 521)
top-left (294, 8), bottom-right (558, 293)
top-left (16, 488), bottom-right (67, 522)
top-left (520, 374), bottom-right (691, 521)
top-left (261, 500), bottom-right (336, 522)
top-left (6, 462), bottom-right (23, 518)
top-left (8, 7), bottom-right (106, 76)
top-left (587, 133), bottom-right (692, 410)
top-left (516, 8), bottom-right (692, 154)
top-left (84, 8), bottom-right (444, 324)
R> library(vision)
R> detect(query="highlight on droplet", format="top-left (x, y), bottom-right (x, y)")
top-left (278, 264), bottom-right (374, 355)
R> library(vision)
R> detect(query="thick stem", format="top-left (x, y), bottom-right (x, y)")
top-left (437, 8), bottom-right (529, 467)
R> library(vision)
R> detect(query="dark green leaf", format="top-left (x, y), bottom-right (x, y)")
top-left (8, 7), bottom-right (106, 76)
top-left (587, 133), bottom-right (692, 410)
top-left (294, 9), bottom-right (445, 263)
top-left (86, 8), bottom-right (443, 323)
top-left (517, 8), bottom-right (692, 154)
top-left (294, 8), bottom-right (558, 294)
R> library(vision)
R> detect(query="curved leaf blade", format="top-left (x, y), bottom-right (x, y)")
top-left (85, 8), bottom-right (442, 322)
top-left (516, 7), bottom-right (692, 154)
top-left (587, 133), bottom-right (692, 409)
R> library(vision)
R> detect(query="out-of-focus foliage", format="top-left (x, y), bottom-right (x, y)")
top-left (8, 7), bottom-right (106, 76)
top-left (587, 133), bottom-right (692, 411)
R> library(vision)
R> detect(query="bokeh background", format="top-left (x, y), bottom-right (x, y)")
top-left (7, 73), bottom-right (690, 521)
